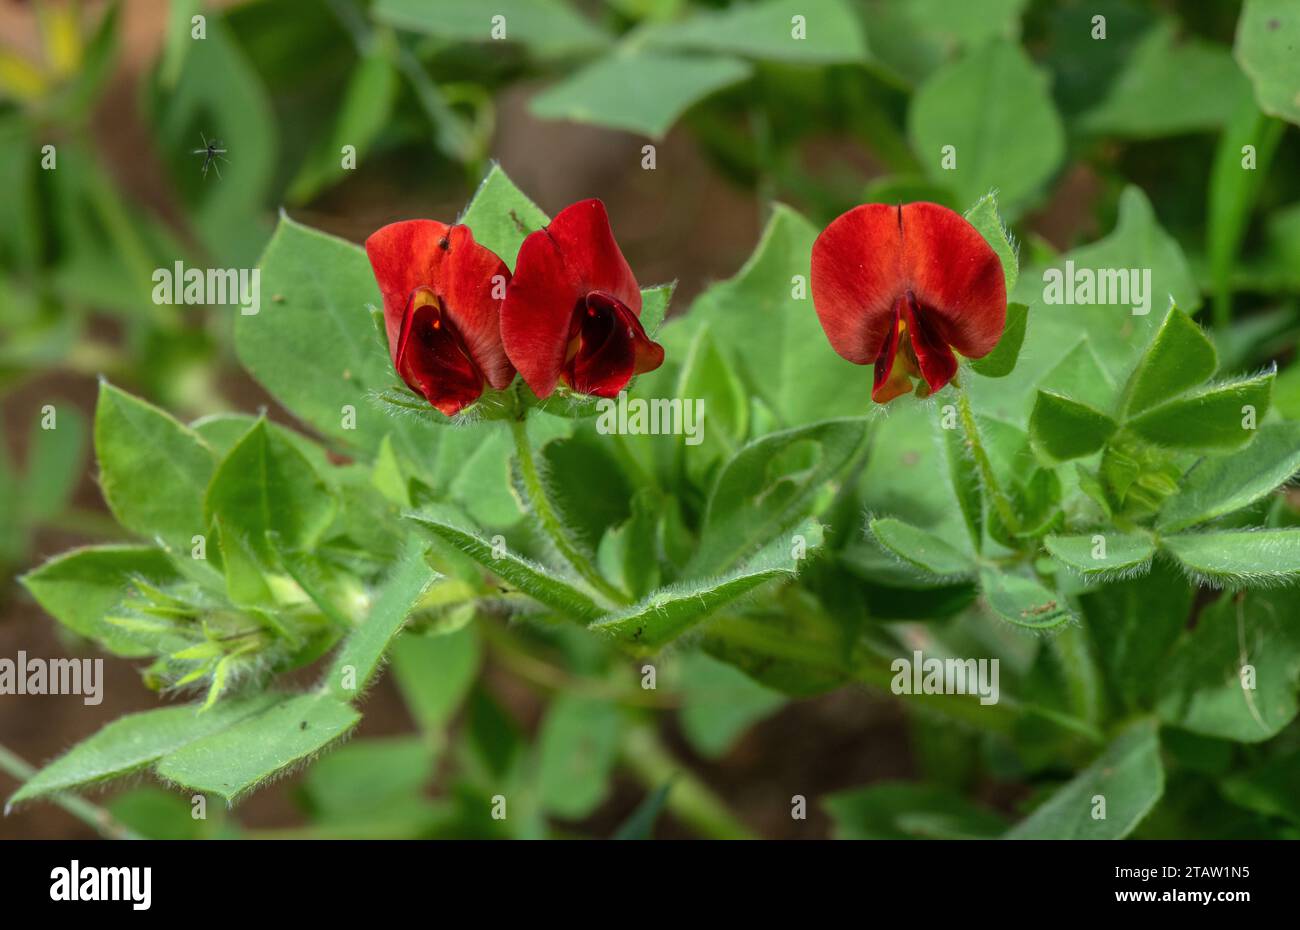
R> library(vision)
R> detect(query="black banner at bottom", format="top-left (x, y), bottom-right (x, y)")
top-left (0, 839), bottom-right (1286, 916)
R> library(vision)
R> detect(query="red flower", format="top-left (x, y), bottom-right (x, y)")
top-left (365, 220), bottom-right (515, 416)
top-left (810, 202), bottom-right (1006, 403)
top-left (501, 199), bottom-right (664, 398)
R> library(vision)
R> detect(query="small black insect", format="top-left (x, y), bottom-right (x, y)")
top-left (192, 132), bottom-right (229, 180)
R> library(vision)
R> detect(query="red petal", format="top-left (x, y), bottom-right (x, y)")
top-left (501, 199), bottom-right (643, 397)
top-left (871, 301), bottom-right (910, 404)
top-left (900, 291), bottom-right (958, 395)
top-left (811, 203), bottom-right (907, 365)
top-left (395, 287), bottom-right (485, 417)
top-left (810, 201), bottom-right (1006, 370)
top-left (902, 202), bottom-right (1006, 359)
top-left (563, 292), bottom-right (664, 397)
top-left (365, 221), bottom-right (514, 389)
top-left (544, 199), bottom-right (642, 311)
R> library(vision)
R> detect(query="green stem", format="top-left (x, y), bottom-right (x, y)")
top-left (0, 743), bottom-right (143, 840)
top-left (480, 619), bottom-right (678, 709)
top-left (508, 416), bottom-right (629, 605)
top-left (620, 724), bottom-right (757, 840)
top-left (953, 381), bottom-right (1020, 535)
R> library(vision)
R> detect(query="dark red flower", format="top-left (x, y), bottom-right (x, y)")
top-left (501, 199), bottom-right (664, 398)
top-left (365, 220), bottom-right (515, 416)
top-left (810, 202), bottom-right (1006, 403)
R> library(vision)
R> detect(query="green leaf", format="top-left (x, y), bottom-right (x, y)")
top-left (159, 0), bottom-right (200, 87)
top-left (1157, 588), bottom-right (1300, 741)
top-left (1159, 422), bottom-right (1300, 532)
top-left (217, 519), bottom-right (274, 609)
top-left (536, 429), bottom-right (633, 555)
top-left (1277, 363), bottom-right (1300, 420)
top-left (1221, 748), bottom-right (1300, 826)
top-left (869, 517), bottom-right (974, 578)
top-left (638, 282), bottom-right (673, 337)
top-left (825, 783), bottom-right (1006, 839)
top-left (1080, 21), bottom-right (1251, 136)
top-left (1121, 305), bottom-right (1219, 418)
top-left (677, 651), bottom-right (784, 758)
top-left (405, 507), bottom-right (605, 622)
top-left (1034, 337), bottom-right (1115, 410)
top-left (204, 419), bottom-right (337, 562)
top-left (680, 205), bottom-right (872, 426)
top-left (1126, 371), bottom-right (1274, 451)
top-left (423, 417), bottom-right (552, 529)
top-left (536, 694), bottom-right (622, 819)
top-left (530, 49), bottom-right (751, 138)
top-left (964, 192), bottom-right (1019, 294)
top-left (389, 626), bottom-right (482, 732)
top-left (862, 0), bottom-right (1028, 87)
top-left (155, 693), bottom-right (360, 803)
top-left (1207, 99), bottom-right (1285, 324)
top-left (1081, 560), bottom-right (1193, 712)
top-left (302, 736), bottom-right (435, 815)
top-left (1235, 0), bottom-right (1300, 125)
top-left (237, 214), bottom-right (418, 456)
top-left (1006, 719), bottom-right (1163, 839)
top-left (1161, 529), bottom-right (1300, 587)
top-left (1008, 187), bottom-right (1200, 399)
top-left (22, 404), bottom-right (86, 523)
top-left (979, 568), bottom-right (1072, 630)
top-left (970, 302), bottom-right (1027, 378)
top-left (594, 522), bottom-right (824, 650)
top-left (20, 545), bottom-right (184, 657)
top-left (326, 539), bottom-right (437, 699)
top-left (644, 0), bottom-right (867, 64)
top-left (1044, 533), bottom-right (1155, 580)
top-left (598, 488), bottom-right (663, 601)
top-left (8, 695), bottom-right (281, 807)
top-left (372, 0), bottom-right (607, 55)
top-left (459, 163), bottom-right (550, 269)
top-left (192, 413), bottom-right (336, 480)
top-left (942, 424), bottom-right (983, 553)
top-left (614, 781), bottom-right (673, 840)
top-left (287, 51), bottom-right (399, 204)
top-left (908, 40), bottom-right (1064, 214)
top-left (1028, 390), bottom-right (1118, 462)
top-left (675, 323), bottom-right (749, 483)
top-left (95, 382), bottom-right (215, 550)
top-left (689, 419), bottom-right (865, 576)
top-left (108, 788), bottom-right (203, 840)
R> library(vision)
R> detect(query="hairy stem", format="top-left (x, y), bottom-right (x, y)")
top-left (0, 743), bottom-right (143, 840)
top-left (954, 381), bottom-right (1020, 535)
top-left (508, 416), bottom-right (629, 605)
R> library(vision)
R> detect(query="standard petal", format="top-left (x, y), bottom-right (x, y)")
top-left (365, 221), bottom-right (514, 387)
top-left (901, 202), bottom-right (1007, 359)
top-left (364, 219), bottom-right (451, 365)
top-left (545, 199), bottom-right (642, 313)
top-left (438, 225), bottom-right (515, 390)
top-left (811, 203), bottom-right (908, 365)
top-left (501, 225), bottom-right (584, 397)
